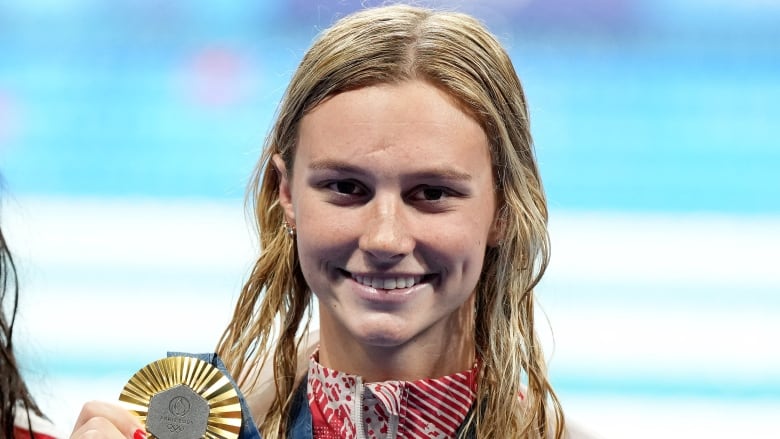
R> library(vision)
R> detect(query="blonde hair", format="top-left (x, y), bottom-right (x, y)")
top-left (217, 4), bottom-right (564, 438)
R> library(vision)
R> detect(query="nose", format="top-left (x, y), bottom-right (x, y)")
top-left (358, 196), bottom-right (415, 262)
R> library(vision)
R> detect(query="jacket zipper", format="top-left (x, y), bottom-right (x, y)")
top-left (354, 377), bottom-right (366, 439)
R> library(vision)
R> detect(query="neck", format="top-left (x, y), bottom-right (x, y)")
top-left (317, 301), bottom-right (476, 382)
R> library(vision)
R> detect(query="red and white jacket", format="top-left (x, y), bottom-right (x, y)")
top-left (13, 405), bottom-right (62, 439)
top-left (307, 353), bottom-right (478, 439)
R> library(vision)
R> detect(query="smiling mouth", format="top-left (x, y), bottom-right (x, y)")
top-left (340, 270), bottom-right (435, 290)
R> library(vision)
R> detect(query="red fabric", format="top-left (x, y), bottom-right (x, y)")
top-left (13, 407), bottom-right (62, 439)
top-left (307, 354), bottom-right (477, 439)
top-left (13, 426), bottom-right (57, 439)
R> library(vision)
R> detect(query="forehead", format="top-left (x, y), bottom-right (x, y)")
top-left (295, 81), bottom-right (491, 173)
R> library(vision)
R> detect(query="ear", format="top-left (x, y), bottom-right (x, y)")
top-left (272, 154), bottom-right (296, 227)
top-left (487, 207), bottom-right (505, 247)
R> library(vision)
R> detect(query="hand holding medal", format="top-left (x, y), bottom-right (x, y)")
top-left (119, 357), bottom-right (242, 439)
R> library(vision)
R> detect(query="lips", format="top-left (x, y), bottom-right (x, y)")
top-left (339, 269), bottom-right (436, 292)
top-left (352, 274), bottom-right (423, 290)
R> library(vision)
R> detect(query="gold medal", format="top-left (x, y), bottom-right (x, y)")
top-left (119, 356), bottom-right (242, 439)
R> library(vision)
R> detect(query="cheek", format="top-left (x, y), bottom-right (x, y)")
top-left (447, 206), bottom-right (496, 250)
top-left (295, 232), bottom-right (340, 293)
top-left (298, 215), bottom-right (356, 251)
top-left (294, 203), bottom-right (358, 267)
top-left (425, 216), bottom-right (491, 272)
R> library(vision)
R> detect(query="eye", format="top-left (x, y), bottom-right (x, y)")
top-left (408, 185), bottom-right (457, 203)
top-left (326, 180), bottom-right (366, 196)
top-left (420, 187), bottom-right (445, 201)
top-left (334, 181), bottom-right (360, 194)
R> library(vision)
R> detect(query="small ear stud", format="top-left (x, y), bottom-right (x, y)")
top-left (282, 221), bottom-right (296, 237)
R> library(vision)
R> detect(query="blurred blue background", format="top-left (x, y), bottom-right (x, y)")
top-left (2, 0), bottom-right (778, 212)
top-left (1, 1), bottom-right (778, 438)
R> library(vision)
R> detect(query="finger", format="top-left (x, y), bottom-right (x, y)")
top-left (71, 415), bottom-right (131, 439)
top-left (71, 401), bottom-right (145, 439)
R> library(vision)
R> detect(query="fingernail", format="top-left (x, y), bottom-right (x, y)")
top-left (133, 429), bottom-right (147, 439)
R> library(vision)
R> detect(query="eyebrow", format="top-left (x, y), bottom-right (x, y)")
top-left (308, 159), bottom-right (473, 181)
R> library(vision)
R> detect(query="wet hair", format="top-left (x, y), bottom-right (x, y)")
top-left (218, 4), bottom-right (563, 438)
top-left (1, 216), bottom-right (44, 438)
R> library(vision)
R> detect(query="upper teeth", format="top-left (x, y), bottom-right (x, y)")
top-left (353, 275), bottom-right (423, 289)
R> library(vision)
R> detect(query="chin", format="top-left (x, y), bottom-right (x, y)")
top-left (361, 333), bottom-right (408, 347)
top-left (353, 322), bottom-right (413, 347)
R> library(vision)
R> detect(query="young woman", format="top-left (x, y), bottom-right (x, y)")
top-left (72, 4), bottom-right (593, 438)
top-left (217, 5), bottom-right (567, 438)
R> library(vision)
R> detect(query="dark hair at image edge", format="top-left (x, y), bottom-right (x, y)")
top-left (1, 191), bottom-right (45, 438)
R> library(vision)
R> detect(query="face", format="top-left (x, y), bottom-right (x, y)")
top-left (275, 80), bottom-right (501, 355)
